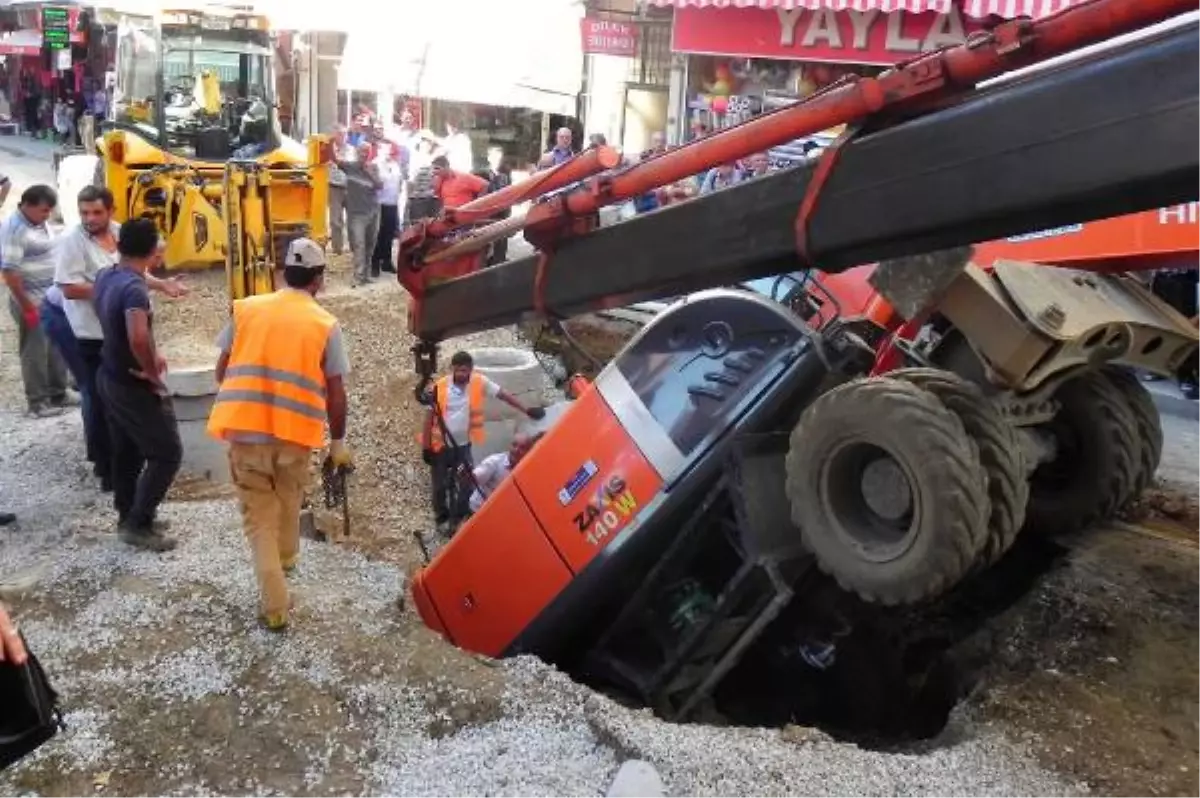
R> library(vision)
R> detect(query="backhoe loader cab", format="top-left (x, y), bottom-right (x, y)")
top-left (57, 6), bottom-right (329, 296)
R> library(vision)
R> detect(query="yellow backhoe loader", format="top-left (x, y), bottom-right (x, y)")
top-left (57, 5), bottom-right (330, 300)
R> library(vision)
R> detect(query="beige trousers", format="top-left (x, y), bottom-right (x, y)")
top-left (228, 441), bottom-right (311, 617)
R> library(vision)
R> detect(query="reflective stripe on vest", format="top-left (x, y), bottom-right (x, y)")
top-left (425, 373), bottom-right (486, 452)
top-left (207, 290), bottom-right (336, 449)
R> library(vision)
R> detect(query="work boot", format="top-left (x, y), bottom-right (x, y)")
top-left (259, 596), bottom-right (295, 632)
top-left (50, 389), bottom-right (82, 408)
top-left (259, 611), bottom-right (289, 632)
top-left (27, 401), bottom-right (65, 419)
top-left (118, 520), bottom-right (177, 552)
top-left (116, 517), bottom-right (171, 535)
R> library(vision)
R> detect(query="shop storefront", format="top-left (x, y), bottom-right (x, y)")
top-left (336, 0), bottom-right (584, 173)
top-left (1, 3), bottom-right (106, 136)
top-left (654, 0), bottom-right (1080, 162)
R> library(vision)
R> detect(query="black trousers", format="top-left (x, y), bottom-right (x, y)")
top-left (77, 340), bottom-right (112, 479)
top-left (431, 445), bottom-right (472, 524)
top-left (488, 236), bottom-right (509, 266)
top-left (372, 203), bottom-right (400, 270)
top-left (98, 373), bottom-right (183, 528)
top-left (406, 196), bottom-right (440, 226)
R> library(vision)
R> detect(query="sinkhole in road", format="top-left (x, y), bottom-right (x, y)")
top-left (579, 533), bottom-right (1070, 748)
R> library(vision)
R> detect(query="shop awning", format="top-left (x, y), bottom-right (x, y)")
top-left (0, 29), bottom-right (42, 57)
top-left (336, 0), bottom-right (583, 117)
top-left (647, 0), bottom-right (1080, 19)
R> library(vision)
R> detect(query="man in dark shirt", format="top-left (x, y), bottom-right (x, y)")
top-left (93, 218), bottom-right (180, 551)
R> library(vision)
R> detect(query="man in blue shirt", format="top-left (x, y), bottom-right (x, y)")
top-left (93, 218), bottom-right (180, 552)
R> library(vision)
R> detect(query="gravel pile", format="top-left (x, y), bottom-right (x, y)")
top-left (0, 255), bottom-right (1077, 796)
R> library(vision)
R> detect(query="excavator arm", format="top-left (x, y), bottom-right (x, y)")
top-left (397, 0), bottom-right (1197, 347)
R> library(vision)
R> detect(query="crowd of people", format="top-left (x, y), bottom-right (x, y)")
top-left (326, 109), bottom-right (511, 285)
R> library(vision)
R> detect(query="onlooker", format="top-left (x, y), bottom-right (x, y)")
top-left (477, 147), bottom-right (513, 266)
top-left (52, 98), bottom-right (71, 144)
top-left (443, 119), bottom-right (474, 174)
top-left (742, 152), bottom-right (771, 180)
top-left (633, 132), bottom-right (668, 214)
top-left (372, 142), bottom-right (406, 276)
top-left (466, 432), bottom-right (537, 515)
top-left (93, 218), bottom-right (181, 552)
top-left (1, 185), bottom-right (73, 417)
top-left (209, 238), bottom-right (351, 631)
top-left (337, 141), bottom-right (382, 286)
top-left (700, 162), bottom-right (744, 194)
top-left (431, 156), bottom-right (488, 212)
top-left (327, 125), bottom-right (352, 256)
top-left (420, 350), bottom-right (544, 533)
top-left (544, 127), bottom-right (576, 167)
top-left (587, 132), bottom-right (607, 148)
top-left (50, 186), bottom-right (187, 490)
top-left (406, 136), bottom-right (440, 226)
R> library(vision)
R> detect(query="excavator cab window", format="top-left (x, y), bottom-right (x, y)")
top-left (111, 12), bottom-right (279, 162)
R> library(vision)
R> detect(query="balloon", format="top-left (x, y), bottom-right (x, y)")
top-left (711, 96), bottom-right (729, 115)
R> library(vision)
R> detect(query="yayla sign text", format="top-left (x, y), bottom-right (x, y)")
top-left (777, 8), bottom-right (968, 54)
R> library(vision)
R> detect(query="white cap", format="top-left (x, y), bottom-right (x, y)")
top-left (285, 237), bottom-right (326, 270)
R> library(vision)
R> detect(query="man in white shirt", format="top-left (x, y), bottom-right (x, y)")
top-left (467, 431), bottom-right (538, 514)
top-left (371, 142), bottom-right (407, 277)
top-left (49, 186), bottom-right (186, 487)
top-left (420, 350), bottom-right (545, 531)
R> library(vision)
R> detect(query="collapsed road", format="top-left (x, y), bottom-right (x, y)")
top-left (0, 263), bottom-right (1196, 795)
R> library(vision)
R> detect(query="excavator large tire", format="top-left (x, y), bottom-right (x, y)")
top-left (1022, 370), bottom-right (1139, 536)
top-left (1099, 366), bottom-right (1164, 501)
top-left (890, 367), bottom-right (1029, 568)
top-left (785, 377), bottom-right (990, 606)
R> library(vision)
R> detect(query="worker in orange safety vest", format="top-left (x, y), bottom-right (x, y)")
top-left (420, 349), bottom-right (544, 534)
top-left (207, 238), bottom-right (351, 631)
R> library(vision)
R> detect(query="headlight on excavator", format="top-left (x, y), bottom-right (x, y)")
top-left (317, 140), bottom-right (334, 165)
top-left (109, 138), bottom-right (125, 165)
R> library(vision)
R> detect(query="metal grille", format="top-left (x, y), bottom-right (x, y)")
top-left (588, 5), bottom-right (673, 88)
top-left (628, 18), bottom-right (672, 87)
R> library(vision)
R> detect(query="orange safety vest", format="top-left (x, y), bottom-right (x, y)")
top-left (207, 290), bottom-right (336, 450)
top-left (422, 373), bottom-right (486, 452)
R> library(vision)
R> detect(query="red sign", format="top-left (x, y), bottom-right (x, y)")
top-left (581, 18), bottom-right (639, 58)
top-left (672, 7), bottom-right (983, 65)
top-left (974, 204), bottom-right (1200, 271)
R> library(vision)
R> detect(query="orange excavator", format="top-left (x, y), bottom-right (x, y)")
top-left (393, 0), bottom-right (1197, 722)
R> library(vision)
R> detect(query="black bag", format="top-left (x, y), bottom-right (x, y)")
top-left (0, 636), bottom-right (64, 772)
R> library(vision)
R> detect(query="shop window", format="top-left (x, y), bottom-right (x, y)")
top-left (685, 55), bottom-right (882, 167)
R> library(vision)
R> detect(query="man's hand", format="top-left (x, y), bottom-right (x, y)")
top-left (21, 305), bottom-right (39, 330)
top-left (0, 604), bottom-right (28, 666)
top-left (422, 448), bottom-right (434, 466)
top-left (526, 406), bottom-right (546, 421)
top-left (129, 366), bottom-right (169, 396)
top-left (160, 276), bottom-right (189, 298)
top-left (329, 439), bottom-right (353, 468)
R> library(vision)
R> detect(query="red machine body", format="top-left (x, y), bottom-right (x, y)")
top-left (411, 386), bottom-right (662, 657)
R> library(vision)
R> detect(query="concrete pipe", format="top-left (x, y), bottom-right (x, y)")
top-left (470, 346), bottom-right (546, 459)
top-left (164, 366), bottom-right (230, 483)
